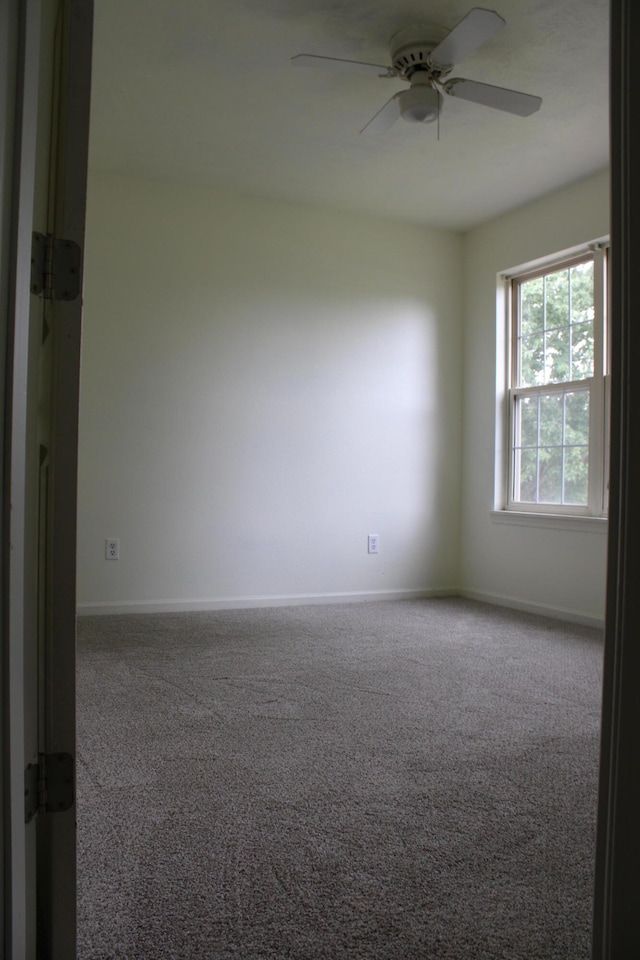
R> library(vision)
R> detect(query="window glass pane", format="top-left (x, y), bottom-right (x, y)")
top-left (516, 258), bottom-right (596, 389)
top-left (571, 321), bottom-right (594, 380)
top-left (538, 446), bottom-right (563, 503)
top-left (539, 394), bottom-right (563, 446)
top-left (570, 261), bottom-right (595, 325)
top-left (520, 276), bottom-right (544, 336)
top-left (519, 396), bottom-right (538, 447)
top-left (517, 448), bottom-right (537, 502)
top-left (563, 446), bottom-right (589, 505)
top-left (544, 269), bottom-right (570, 329)
top-left (512, 389), bottom-right (592, 508)
top-left (545, 326), bottom-right (571, 383)
top-left (519, 333), bottom-right (544, 387)
top-left (564, 390), bottom-right (590, 445)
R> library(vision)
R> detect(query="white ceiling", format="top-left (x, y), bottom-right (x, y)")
top-left (88, 0), bottom-right (610, 231)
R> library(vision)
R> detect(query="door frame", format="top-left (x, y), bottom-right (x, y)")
top-left (36, 3), bottom-right (93, 955)
top-left (1, 2), bottom-right (93, 957)
top-left (2, 3), bottom-right (48, 955)
top-left (592, 0), bottom-right (640, 955)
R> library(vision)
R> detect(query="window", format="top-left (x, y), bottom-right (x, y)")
top-left (505, 245), bottom-right (608, 517)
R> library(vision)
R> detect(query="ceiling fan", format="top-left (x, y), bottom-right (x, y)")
top-left (291, 7), bottom-right (542, 135)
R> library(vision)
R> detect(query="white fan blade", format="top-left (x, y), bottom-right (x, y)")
top-left (359, 93), bottom-right (402, 136)
top-left (291, 54), bottom-right (390, 77)
top-left (444, 78), bottom-right (542, 116)
top-left (430, 8), bottom-right (506, 66)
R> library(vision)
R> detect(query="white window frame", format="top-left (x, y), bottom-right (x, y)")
top-left (496, 241), bottom-right (609, 520)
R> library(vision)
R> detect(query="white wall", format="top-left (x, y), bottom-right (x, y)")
top-left (77, 173), bottom-right (463, 613)
top-left (459, 170), bottom-right (610, 625)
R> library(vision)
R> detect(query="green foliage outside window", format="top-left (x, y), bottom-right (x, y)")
top-left (518, 261), bottom-right (594, 388)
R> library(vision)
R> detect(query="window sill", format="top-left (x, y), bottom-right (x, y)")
top-left (491, 510), bottom-right (608, 533)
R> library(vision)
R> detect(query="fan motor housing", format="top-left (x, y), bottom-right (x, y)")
top-left (391, 41), bottom-right (453, 80)
top-left (389, 24), bottom-right (452, 80)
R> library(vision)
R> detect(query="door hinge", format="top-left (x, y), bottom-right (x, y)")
top-left (24, 752), bottom-right (74, 823)
top-left (31, 231), bottom-right (81, 301)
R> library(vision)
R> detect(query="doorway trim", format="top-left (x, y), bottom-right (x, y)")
top-left (592, 0), bottom-right (640, 955)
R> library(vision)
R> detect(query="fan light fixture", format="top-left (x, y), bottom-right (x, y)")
top-left (399, 84), bottom-right (440, 124)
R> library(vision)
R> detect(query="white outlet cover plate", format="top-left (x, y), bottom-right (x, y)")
top-left (105, 538), bottom-right (120, 560)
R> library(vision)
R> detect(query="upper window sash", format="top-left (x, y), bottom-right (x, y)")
top-left (511, 252), bottom-right (600, 391)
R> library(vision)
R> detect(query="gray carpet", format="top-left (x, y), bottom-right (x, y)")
top-left (76, 597), bottom-right (603, 959)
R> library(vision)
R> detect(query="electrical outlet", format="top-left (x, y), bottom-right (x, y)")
top-left (105, 538), bottom-right (120, 560)
top-left (368, 534), bottom-right (379, 555)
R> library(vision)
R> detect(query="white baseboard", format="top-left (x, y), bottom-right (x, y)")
top-left (76, 587), bottom-right (458, 617)
top-left (77, 587), bottom-right (604, 627)
top-left (458, 588), bottom-right (605, 629)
